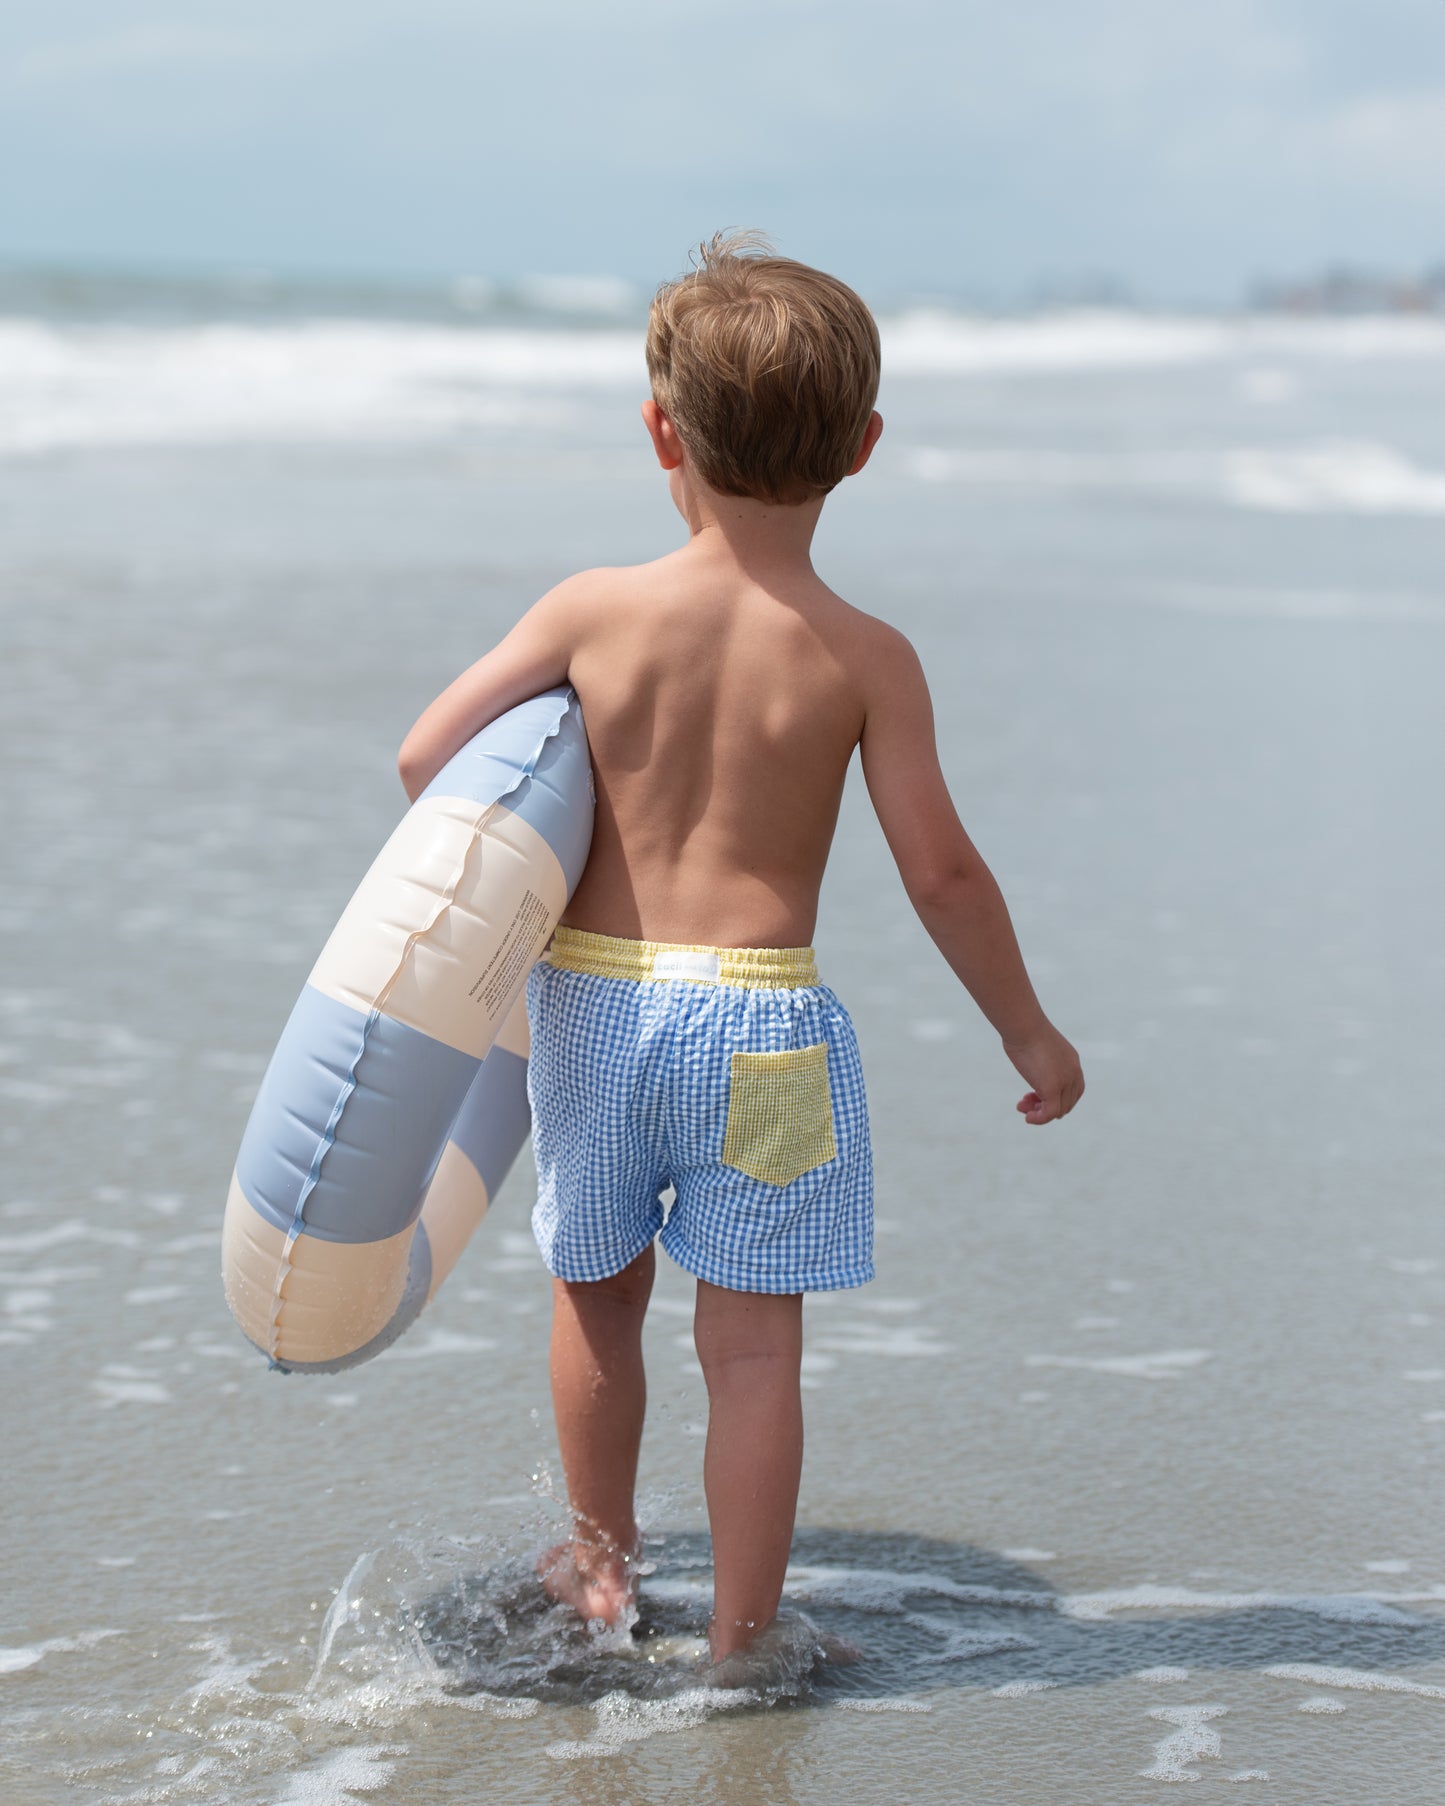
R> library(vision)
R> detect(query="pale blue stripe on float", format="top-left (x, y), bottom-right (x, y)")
top-left (448, 1042), bottom-right (532, 1203)
top-left (416, 688), bottom-right (567, 807)
top-left (419, 687), bottom-right (592, 890)
top-left (235, 984), bottom-right (479, 1244)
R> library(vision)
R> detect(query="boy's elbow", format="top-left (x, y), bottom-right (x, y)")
top-left (906, 857), bottom-right (983, 916)
top-left (397, 741), bottom-right (428, 803)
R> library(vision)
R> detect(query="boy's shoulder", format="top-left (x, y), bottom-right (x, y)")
top-left (523, 555), bottom-right (681, 623)
top-left (523, 558), bottom-right (924, 727)
top-left (789, 580), bottom-right (923, 696)
top-left (536, 557), bottom-right (915, 653)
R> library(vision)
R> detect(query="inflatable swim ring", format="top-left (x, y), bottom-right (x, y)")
top-left (222, 688), bottom-right (593, 1372)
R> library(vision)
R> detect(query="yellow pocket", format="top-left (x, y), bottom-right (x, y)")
top-left (721, 1044), bottom-right (837, 1187)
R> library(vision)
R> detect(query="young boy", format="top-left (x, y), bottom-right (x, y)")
top-left (398, 234), bottom-right (1083, 1668)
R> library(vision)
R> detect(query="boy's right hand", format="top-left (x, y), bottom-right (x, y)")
top-left (1003, 1026), bottom-right (1085, 1126)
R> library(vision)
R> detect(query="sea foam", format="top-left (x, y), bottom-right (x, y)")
top-left (3, 309), bottom-right (1444, 457)
top-left (906, 440), bottom-right (1445, 516)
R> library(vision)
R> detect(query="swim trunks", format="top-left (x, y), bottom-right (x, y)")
top-left (526, 927), bottom-right (873, 1293)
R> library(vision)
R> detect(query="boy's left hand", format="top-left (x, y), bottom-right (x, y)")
top-left (1003, 1026), bottom-right (1085, 1125)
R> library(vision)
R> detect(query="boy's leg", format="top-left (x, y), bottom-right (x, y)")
top-left (540, 1242), bottom-right (656, 1625)
top-left (693, 1279), bottom-right (804, 1660)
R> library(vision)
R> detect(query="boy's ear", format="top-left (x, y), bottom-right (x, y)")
top-left (641, 399), bottom-right (686, 471)
top-left (847, 411), bottom-right (884, 477)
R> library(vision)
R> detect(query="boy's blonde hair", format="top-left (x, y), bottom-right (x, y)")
top-left (645, 232), bottom-right (881, 505)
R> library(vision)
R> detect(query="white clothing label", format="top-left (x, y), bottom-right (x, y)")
top-left (651, 949), bottom-right (721, 983)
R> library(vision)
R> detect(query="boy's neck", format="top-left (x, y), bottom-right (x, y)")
top-left (678, 470), bottom-right (826, 581)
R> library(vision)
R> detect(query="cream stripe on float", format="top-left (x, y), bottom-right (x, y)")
top-left (419, 1140), bottom-right (492, 1299)
top-left (223, 1172), bottom-right (417, 1365)
top-left (307, 802), bottom-right (566, 1058)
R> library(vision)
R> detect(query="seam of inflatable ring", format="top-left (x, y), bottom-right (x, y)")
top-left (264, 691), bottom-right (579, 1360)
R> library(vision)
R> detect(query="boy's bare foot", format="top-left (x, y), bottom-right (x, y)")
top-left (703, 1610), bottom-right (839, 1691)
top-left (537, 1539), bottom-right (639, 1628)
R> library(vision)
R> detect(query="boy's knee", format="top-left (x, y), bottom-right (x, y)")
top-left (556, 1243), bottom-right (656, 1313)
top-left (693, 1284), bottom-right (803, 1380)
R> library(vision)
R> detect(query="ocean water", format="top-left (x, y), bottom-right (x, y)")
top-left (2, 278), bottom-right (1443, 1804)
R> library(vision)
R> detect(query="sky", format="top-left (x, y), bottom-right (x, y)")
top-left (1, 0), bottom-right (1443, 302)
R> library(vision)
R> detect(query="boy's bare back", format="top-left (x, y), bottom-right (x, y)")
top-left (555, 546), bottom-right (885, 949)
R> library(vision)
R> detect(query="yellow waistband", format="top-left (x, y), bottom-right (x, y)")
top-left (546, 926), bottom-right (819, 989)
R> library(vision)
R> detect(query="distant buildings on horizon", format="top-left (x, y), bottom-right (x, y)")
top-left (1017, 264), bottom-right (1445, 315)
top-left (1247, 264), bottom-right (1445, 315)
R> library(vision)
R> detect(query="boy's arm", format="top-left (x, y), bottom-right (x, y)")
top-left (858, 626), bottom-right (1084, 1125)
top-left (396, 577), bottom-right (591, 801)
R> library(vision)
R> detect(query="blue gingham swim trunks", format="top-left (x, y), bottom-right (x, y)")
top-left (526, 927), bottom-right (874, 1294)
